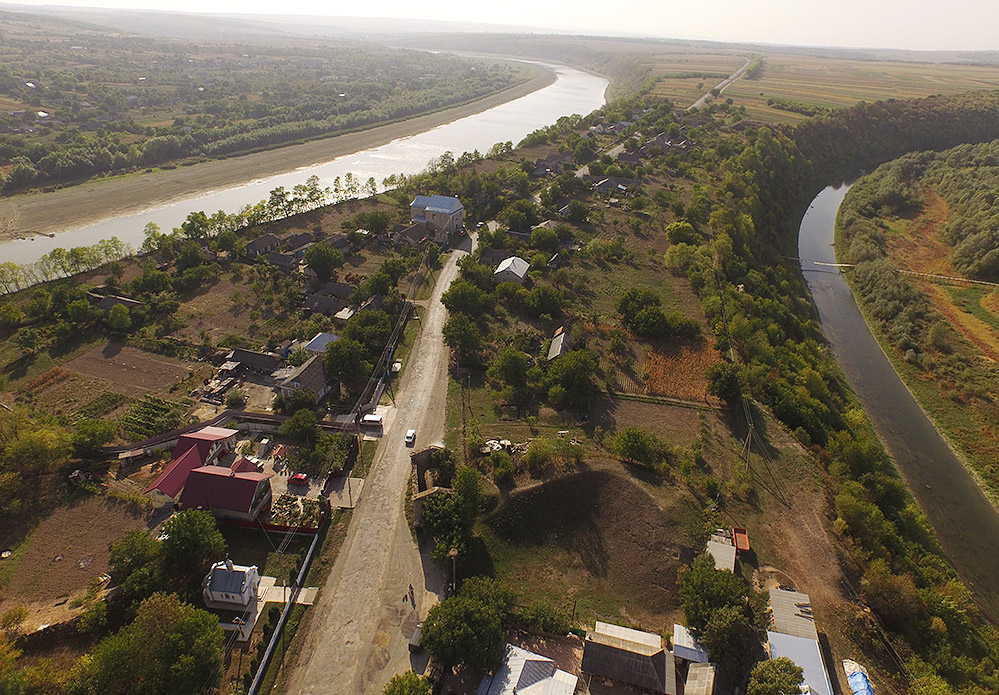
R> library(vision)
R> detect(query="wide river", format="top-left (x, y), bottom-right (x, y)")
top-left (0, 63), bottom-right (608, 266)
top-left (799, 184), bottom-right (999, 620)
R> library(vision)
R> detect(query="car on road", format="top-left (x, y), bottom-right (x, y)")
top-left (289, 472), bottom-right (309, 485)
top-left (405, 429), bottom-right (416, 446)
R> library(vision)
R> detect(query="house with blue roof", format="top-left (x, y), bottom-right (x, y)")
top-left (410, 194), bottom-right (464, 241)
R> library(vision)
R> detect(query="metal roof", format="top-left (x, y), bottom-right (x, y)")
top-left (305, 332), bottom-right (339, 354)
top-left (583, 623), bottom-right (675, 694)
top-left (477, 644), bottom-right (577, 695)
top-left (685, 662), bottom-right (716, 695)
top-left (495, 256), bottom-right (529, 279)
top-left (412, 194), bottom-right (463, 214)
top-left (672, 624), bottom-right (708, 663)
top-left (767, 631), bottom-right (833, 695)
top-left (206, 561), bottom-right (256, 595)
top-left (769, 588), bottom-right (818, 640)
top-left (706, 540), bottom-right (736, 572)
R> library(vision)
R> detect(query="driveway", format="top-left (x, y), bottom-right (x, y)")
top-left (286, 233), bottom-right (477, 694)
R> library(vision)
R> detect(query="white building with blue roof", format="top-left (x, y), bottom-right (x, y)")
top-left (410, 194), bottom-right (464, 241)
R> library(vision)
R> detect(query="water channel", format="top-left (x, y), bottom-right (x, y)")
top-left (0, 62), bottom-right (608, 266)
top-left (798, 183), bottom-right (999, 620)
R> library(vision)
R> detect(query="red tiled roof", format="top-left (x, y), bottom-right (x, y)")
top-left (178, 466), bottom-right (271, 515)
top-left (145, 445), bottom-right (205, 498)
top-left (231, 457), bottom-right (258, 473)
top-left (143, 427), bottom-right (237, 498)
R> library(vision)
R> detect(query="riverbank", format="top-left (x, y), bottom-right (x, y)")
top-left (0, 64), bottom-right (556, 245)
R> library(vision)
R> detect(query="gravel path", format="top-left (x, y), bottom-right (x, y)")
top-left (286, 233), bottom-right (476, 694)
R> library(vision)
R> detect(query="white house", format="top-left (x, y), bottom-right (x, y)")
top-left (410, 195), bottom-right (464, 241)
top-left (477, 644), bottom-right (577, 695)
top-left (204, 558), bottom-right (260, 608)
top-left (493, 256), bottom-right (530, 285)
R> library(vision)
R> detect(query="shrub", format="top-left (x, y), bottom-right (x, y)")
top-left (518, 601), bottom-right (570, 634)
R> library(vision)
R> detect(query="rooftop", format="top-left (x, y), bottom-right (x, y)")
top-left (206, 560), bottom-right (257, 595)
top-left (495, 256), bottom-right (530, 279)
top-left (767, 631), bottom-right (833, 695)
top-left (477, 644), bottom-right (577, 695)
top-left (706, 540), bottom-right (736, 572)
top-left (769, 588), bottom-right (818, 640)
top-left (412, 194), bottom-right (463, 215)
top-left (305, 332), bottom-right (339, 354)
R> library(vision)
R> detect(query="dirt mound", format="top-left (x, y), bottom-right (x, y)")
top-left (487, 469), bottom-right (691, 615)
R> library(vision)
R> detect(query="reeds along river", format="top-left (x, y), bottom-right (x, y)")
top-left (0, 63), bottom-right (608, 267)
top-left (798, 183), bottom-right (999, 620)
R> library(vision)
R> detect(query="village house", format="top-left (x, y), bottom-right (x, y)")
top-left (766, 588), bottom-right (833, 695)
top-left (478, 248), bottom-right (511, 268)
top-left (477, 644), bottom-right (577, 695)
top-left (85, 289), bottom-right (144, 312)
top-left (593, 176), bottom-right (639, 196)
top-left (226, 348), bottom-right (283, 375)
top-left (410, 194), bottom-right (464, 241)
top-left (581, 621), bottom-right (678, 695)
top-left (244, 234), bottom-right (279, 257)
top-left (706, 528), bottom-right (737, 572)
top-left (145, 426), bottom-right (239, 507)
top-left (204, 558), bottom-right (260, 608)
top-left (493, 256), bottom-right (530, 285)
top-left (268, 250), bottom-right (299, 271)
top-left (392, 222), bottom-right (431, 247)
top-left (304, 332), bottom-right (339, 356)
top-left (530, 152), bottom-right (574, 177)
top-left (273, 354), bottom-right (334, 399)
top-left (178, 464), bottom-right (273, 521)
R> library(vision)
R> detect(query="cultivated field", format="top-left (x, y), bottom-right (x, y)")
top-left (648, 53), bottom-right (749, 107)
top-left (721, 53), bottom-right (999, 124)
top-left (63, 342), bottom-right (197, 398)
top-left (644, 337), bottom-right (722, 402)
top-left (0, 496), bottom-right (149, 629)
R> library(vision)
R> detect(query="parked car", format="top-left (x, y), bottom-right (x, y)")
top-left (289, 472), bottom-right (309, 485)
top-left (405, 429), bottom-right (416, 446)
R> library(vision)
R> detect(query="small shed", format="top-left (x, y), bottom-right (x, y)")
top-left (685, 662), bottom-right (716, 695)
top-left (705, 539), bottom-right (736, 572)
top-left (672, 624), bottom-right (708, 664)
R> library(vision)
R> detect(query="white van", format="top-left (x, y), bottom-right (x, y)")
top-left (360, 413), bottom-right (383, 427)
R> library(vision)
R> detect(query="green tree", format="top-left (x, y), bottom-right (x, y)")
top-left (487, 345), bottom-right (530, 388)
top-left (747, 657), bottom-right (804, 695)
top-left (281, 409), bottom-right (319, 446)
top-left (453, 466), bottom-right (481, 531)
top-left (706, 363), bottom-right (743, 405)
top-left (108, 530), bottom-right (164, 602)
top-left (615, 287), bottom-right (660, 324)
top-left (73, 418), bottom-right (118, 457)
top-left (383, 671), bottom-right (431, 695)
top-left (159, 510), bottom-right (226, 574)
top-left (441, 279), bottom-right (489, 315)
top-left (612, 427), bottom-right (670, 468)
top-left (544, 350), bottom-right (598, 409)
top-left (324, 338), bottom-right (371, 383)
top-left (699, 604), bottom-right (751, 677)
top-left (565, 200), bottom-right (589, 223)
top-left (70, 593), bottom-right (224, 695)
top-left (443, 313), bottom-right (481, 364)
top-left (107, 304), bottom-right (131, 335)
top-left (678, 553), bottom-right (749, 632)
top-left (422, 596), bottom-right (505, 672)
top-left (304, 242), bottom-right (345, 282)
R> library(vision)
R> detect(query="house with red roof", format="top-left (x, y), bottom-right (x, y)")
top-left (178, 465), bottom-right (273, 521)
top-left (145, 426), bottom-right (238, 508)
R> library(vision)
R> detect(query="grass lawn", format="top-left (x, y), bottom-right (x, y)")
top-left (220, 526), bottom-right (311, 579)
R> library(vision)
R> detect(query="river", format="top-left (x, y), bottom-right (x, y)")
top-left (798, 184), bottom-right (999, 620)
top-left (0, 63), bottom-right (608, 267)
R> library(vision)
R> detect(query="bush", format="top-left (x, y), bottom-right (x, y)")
top-left (518, 601), bottom-right (570, 634)
top-left (524, 436), bottom-right (583, 471)
top-left (490, 450), bottom-right (514, 482)
top-left (612, 427), bottom-right (671, 469)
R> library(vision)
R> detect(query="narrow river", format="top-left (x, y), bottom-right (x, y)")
top-left (1, 63), bottom-right (607, 266)
top-left (798, 184), bottom-right (999, 620)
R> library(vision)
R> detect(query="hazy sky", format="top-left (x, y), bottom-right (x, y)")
top-left (15, 0), bottom-right (999, 51)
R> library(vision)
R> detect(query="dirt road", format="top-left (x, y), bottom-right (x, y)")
top-left (689, 57), bottom-right (752, 110)
top-left (286, 233), bottom-right (476, 695)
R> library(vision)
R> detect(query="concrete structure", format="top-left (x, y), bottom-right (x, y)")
top-left (410, 194), bottom-right (464, 241)
top-left (493, 256), bottom-right (530, 285)
top-left (477, 643), bottom-right (577, 695)
top-left (582, 621), bottom-right (677, 694)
